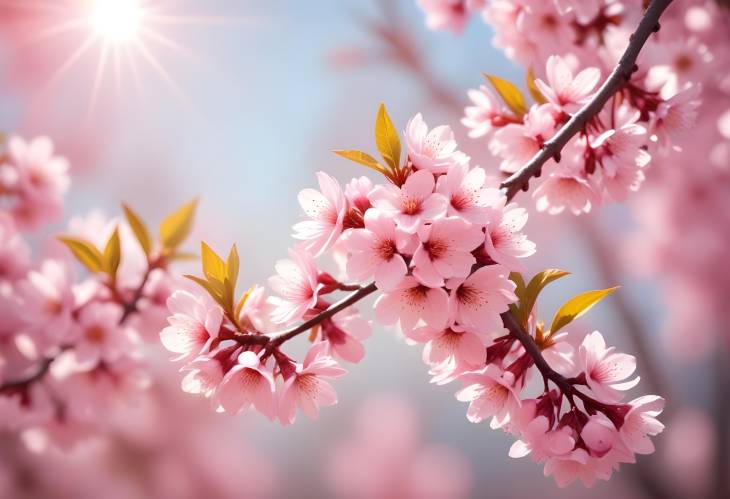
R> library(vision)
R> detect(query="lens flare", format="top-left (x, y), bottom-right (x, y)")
top-left (90, 0), bottom-right (143, 42)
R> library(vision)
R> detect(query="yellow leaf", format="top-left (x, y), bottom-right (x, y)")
top-left (184, 275), bottom-right (226, 308)
top-left (519, 269), bottom-right (571, 326)
top-left (526, 68), bottom-right (548, 105)
top-left (226, 244), bottom-right (239, 290)
top-left (308, 324), bottom-right (320, 343)
top-left (122, 204), bottom-right (152, 256)
top-left (484, 74), bottom-right (528, 117)
top-left (234, 285), bottom-right (255, 323)
top-left (167, 252), bottom-right (199, 261)
top-left (333, 150), bottom-right (388, 175)
top-left (374, 103), bottom-right (401, 172)
top-left (57, 236), bottom-right (103, 273)
top-left (549, 286), bottom-right (619, 335)
top-left (509, 272), bottom-right (527, 321)
top-left (201, 242), bottom-right (226, 284)
top-left (103, 227), bottom-right (122, 281)
top-left (160, 199), bottom-right (198, 250)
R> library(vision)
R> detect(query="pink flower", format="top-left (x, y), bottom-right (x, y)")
top-left (581, 415), bottom-right (620, 458)
top-left (578, 331), bottom-right (640, 403)
top-left (278, 342), bottom-right (347, 425)
top-left (456, 364), bottom-right (522, 427)
top-left (0, 213), bottom-right (31, 281)
top-left (16, 259), bottom-right (74, 348)
top-left (619, 395), bottom-right (665, 455)
top-left (490, 104), bottom-right (557, 173)
top-left (369, 169), bottom-right (448, 233)
top-left (215, 351), bottom-right (277, 419)
top-left (3, 135), bottom-right (69, 229)
top-left (417, 0), bottom-right (469, 35)
top-left (292, 172), bottom-right (346, 257)
top-left (161, 290), bottom-right (223, 361)
top-left (483, 200), bottom-right (535, 271)
top-left (650, 84), bottom-right (702, 151)
top-left (462, 85), bottom-right (503, 138)
top-left (412, 217), bottom-right (484, 287)
top-left (268, 247), bottom-right (323, 324)
top-left (237, 284), bottom-right (276, 333)
top-left (447, 265), bottom-right (516, 332)
top-left (320, 308), bottom-right (371, 364)
top-left (410, 324), bottom-right (488, 383)
top-left (404, 114), bottom-right (464, 174)
top-left (343, 209), bottom-right (408, 291)
top-left (180, 355), bottom-right (224, 397)
top-left (71, 302), bottom-right (128, 367)
top-left (509, 415), bottom-right (575, 461)
top-left (435, 162), bottom-right (501, 223)
top-left (535, 56), bottom-right (601, 112)
top-left (533, 160), bottom-right (599, 215)
top-left (374, 276), bottom-right (450, 334)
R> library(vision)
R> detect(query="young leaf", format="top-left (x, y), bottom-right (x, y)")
top-left (519, 269), bottom-right (571, 325)
top-left (484, 74), bottom-right (528, 117)
top-left (160, 199), bottom-right (198, 250)
top-left (226, 244), bottom-right (240, 290)
top-left (103, 227), bottom-right (122, 281)
top-left (122, 203), bottom-right (152, 256)
top-left (549, 286), bottom-right (620, 336)
top-left (184, 275), bottom-right (225, 308)
top-left (333, 150), bottom-right (388, 175)
top-left (234, 285), bottom-right (255, 323)
top-left (201, 242), bottom-right (226, 284)
top-left (374, 103), bottom-right (401, 172)
top-left (57, 237), bottom-right (103, 273)
top-left (526, 68), bottom-right (548, 105)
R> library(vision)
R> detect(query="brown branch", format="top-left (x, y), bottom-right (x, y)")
top-left (500, 0), bottom-right (674, 200)
top-left (230, 283), bottom-right (379, 348)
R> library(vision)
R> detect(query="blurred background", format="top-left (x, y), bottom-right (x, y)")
top-left (0, 0), bottom-right (726, 498)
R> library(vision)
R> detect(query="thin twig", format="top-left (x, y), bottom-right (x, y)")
top-left (500, 0), bottom-right (674, 200)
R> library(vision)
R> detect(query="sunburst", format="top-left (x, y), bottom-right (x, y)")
top-left (2, 0), bottom-right (250, 122)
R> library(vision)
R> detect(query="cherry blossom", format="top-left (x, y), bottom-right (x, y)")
top-left (215, 351), bottom-right (277, 419)
top-left (268, 247), bottom-right (323, 324)
top-left (579, 331), bottom-right (640, 403)
top-left (447, 265), bottom-right (516, 332)
top-left (374, 276), bottom-right (450, 333)
top-left (343, 208), bottom-right (408, 291)
top-left (161, 290), bottom-right (223, 361)
top-left (292, 171), bottom-right (346, 256)
top-left (405, 113), bottom-right (464, 174)
top-left (411, 216), bottom-right (483, 287)
top-left (278, 342), bottom-right (347, 425)
top-left (369, 169), bottom-right (447, 233)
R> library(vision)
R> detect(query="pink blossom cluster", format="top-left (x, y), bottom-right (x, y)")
top-left (326, 393), bottom-right (473, 499)
top-left (0, 135), bottom-right (69, 229)
top-left (621, 1), bottom-right (730, 360)
top-left (0, 136), bottom-right (183, 450)
top-left (419, 0), bottom-right (704, 214)
top-left (161, 109), bottom-right (664, 486)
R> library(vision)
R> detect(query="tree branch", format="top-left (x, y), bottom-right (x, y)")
top-left (500, 0), bottom-right (674, 200)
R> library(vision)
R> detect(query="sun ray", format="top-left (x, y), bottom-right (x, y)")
top-left (27, 17), bottom-right (86, 44)
top-left (85, 41), bottom-right (111, 124)
top-left (132, 37), bottom-right (192, 110)
top-left (139, 26), bottom-right (197, 62)
top-left (42, 32), bottom-right (97, 94)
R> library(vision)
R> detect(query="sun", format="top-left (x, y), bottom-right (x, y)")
top-left (89, 0), bottom-right (144, 42)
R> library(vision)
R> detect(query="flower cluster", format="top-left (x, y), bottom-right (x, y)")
top-left (0, 135), bottom-right (69, 229)
top-left (0, 135), bottom-right (196, 450)
top-left (420, 0), bottom-right (702, 214)
top-left (161, 105), bottom-right (664, 486)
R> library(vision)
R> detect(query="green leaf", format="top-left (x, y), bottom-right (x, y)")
top-left (160, 199), bottom-right (198, 250)
top-left (333, 150), bottom-right (388, 175)
top-left (519, 269), bottom-right (571, 325)
top-left (549, 286), bottom-right (619, 335)
top-left (201, 242), bottom-right (226, 284)
top-left (57, 237), bottom-right (103, 273)
top-left (483, 74), bottom-right (528, 117)
top-left (122, 204), bottom-right (152, 256)
top-left (526, 68), bottom-right (548, 105)
top-left (374, 103), bottom-right (401, 171)
top-left (103, 227), bottom-right (122, 281)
